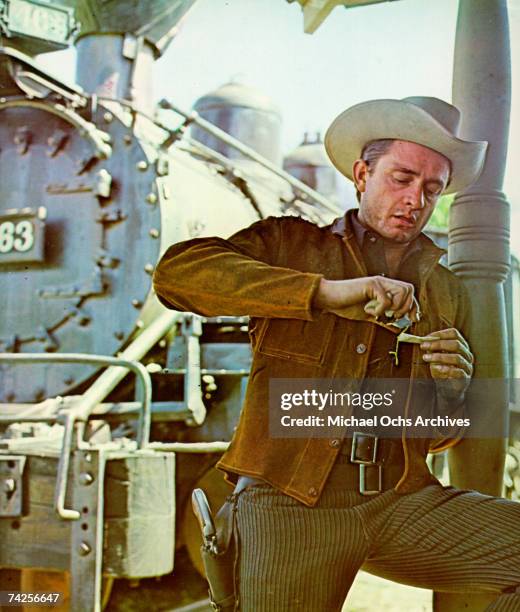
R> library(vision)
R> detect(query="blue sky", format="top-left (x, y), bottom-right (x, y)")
top-left (40, 0), bottom-right (520, 254)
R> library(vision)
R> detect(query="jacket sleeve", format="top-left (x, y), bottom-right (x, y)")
top-left (152, 217), bottom-right (323, 320)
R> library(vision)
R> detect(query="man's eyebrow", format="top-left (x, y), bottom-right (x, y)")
top-left (391, 166), bottom-right (446, 186)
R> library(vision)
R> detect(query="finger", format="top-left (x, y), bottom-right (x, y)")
top-left (392, 286), bottom-right (415, 319)
top-left (381, 281), bottom-right (414, 318)
top-left (425, 328), bottom-right (469, 347)
top-left (420, 339), bottom-right (474, 364)
top-left (429, 363), bottom-right (471, 381)
top-left (365, 286), bottom-right (394, 317)
top-left (422, 352), bottom-right (473, 376)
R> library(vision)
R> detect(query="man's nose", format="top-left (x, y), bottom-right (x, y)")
top-left (403, 183), bottom-right (426, 209)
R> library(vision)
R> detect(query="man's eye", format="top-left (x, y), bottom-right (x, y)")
top-left (393, 175), bottom-right (410, 184)
top-left (425, 188), bottom-right (442, 199)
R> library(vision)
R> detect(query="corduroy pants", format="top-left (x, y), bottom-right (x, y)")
top-left (234, 478), bottom-right (520, 611)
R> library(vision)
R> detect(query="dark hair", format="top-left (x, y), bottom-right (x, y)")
top-left (355, 139), bottom-right (395, 202)
top-left (355, 139), bottom-right (452, 202)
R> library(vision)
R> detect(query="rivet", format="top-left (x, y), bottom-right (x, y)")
top-left (144, 263), bottom-right (154, 274)
top-left (123, 134), bottom-right (132, 145)
top-left (79, 472), bottom-right (94, 486)
top-left (146, 193), bottom-right (157, 205)
top-left (114, 331), bottom-right (125, 340)
top-left (103, 112), bottom-right (113, 123)
top-left (79, 542), bottom-right (91, 556)
top-left (131, 299), bottom-right (143, 308)
top-left (136, 160), bottom-right (148, 171)
top-left (3, 478), bottom-right (16, 494)
top-left (149, 228), bottom-right (159, 238)
top-left (159, 339), bottom-right (166, 348)
top-left (136, 320), bottom-right (144, 329)
top-left (356, 343), bottom-right (367, 355)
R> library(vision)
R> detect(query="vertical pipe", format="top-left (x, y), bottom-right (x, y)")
top-left (75, 35), bottom-right (155, 114)
top-left (434, 1), bottom-right (511, 610)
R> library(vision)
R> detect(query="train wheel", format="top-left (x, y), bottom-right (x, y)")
top-left (181, 466), bottom-right (234, 577)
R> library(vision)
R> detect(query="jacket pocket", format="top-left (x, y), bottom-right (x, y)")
top-left (256, 314), bottom-right (335, 366)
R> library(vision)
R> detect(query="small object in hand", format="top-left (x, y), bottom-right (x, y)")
top-left (397, 332), bottom-right (440, 344)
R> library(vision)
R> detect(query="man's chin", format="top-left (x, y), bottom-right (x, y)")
top-left (383, 229), bottom-right (420, 243)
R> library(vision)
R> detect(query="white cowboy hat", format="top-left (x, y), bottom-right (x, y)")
top-left (324, 96), bottom-right (488, 194)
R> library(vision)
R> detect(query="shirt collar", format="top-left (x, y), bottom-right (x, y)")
top-left (331, 208), bottom-right (426, 260)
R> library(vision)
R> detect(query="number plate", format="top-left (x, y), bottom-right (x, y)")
top-left (7, 0), bottom-right (73, 45)
top-left (0, 207), bottom-right (45, 264)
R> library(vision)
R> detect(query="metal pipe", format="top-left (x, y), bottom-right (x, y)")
top-left (74, 310), bottom-right (180, 435)
top-left (55, 412), bottom-right (80, 520)
top-left (0, 353), bottom-right (152, 447)
top-left (159, 98), bottom-right (341, 216)
top-left (147, 441), bottom-right (230, 453)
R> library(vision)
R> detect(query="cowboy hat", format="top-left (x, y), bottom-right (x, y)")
top-left (324, 96), bottom-right (488, 194)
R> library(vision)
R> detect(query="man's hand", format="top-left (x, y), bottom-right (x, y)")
top-left (420, 328), bottom-right (474, 403)
top-left (314, 276), bottom-right (418, 320)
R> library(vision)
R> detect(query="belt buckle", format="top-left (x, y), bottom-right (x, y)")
top-left (359, 463), bottom-right (382, 496)
top-left (350, 432), bottom-right (378, 464)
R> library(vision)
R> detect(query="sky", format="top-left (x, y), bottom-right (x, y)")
top-left (39, 0), bottom-right (520, 254)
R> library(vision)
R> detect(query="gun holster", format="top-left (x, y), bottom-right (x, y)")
top-left (192, 488), bottom-right (237, 611)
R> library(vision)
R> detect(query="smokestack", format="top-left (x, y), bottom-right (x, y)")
top-left (69, 0), bottom-right (197, 113)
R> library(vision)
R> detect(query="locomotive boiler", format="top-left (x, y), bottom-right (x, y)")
top-left (0, 1), bottom-right (341, 610)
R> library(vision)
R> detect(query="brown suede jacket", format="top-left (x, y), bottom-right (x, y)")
top-left (153, 212), bottom-right (471, 506)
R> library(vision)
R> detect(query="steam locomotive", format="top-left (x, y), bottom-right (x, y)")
top-left (0, 1), bottom-right (343, 609)
top-left (0, 1), bottom-right (518, 611)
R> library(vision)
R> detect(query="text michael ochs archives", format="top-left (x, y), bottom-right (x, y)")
top-left (268, 378), bottom-right (480, 439)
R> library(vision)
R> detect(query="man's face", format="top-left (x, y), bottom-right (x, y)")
top-left (355, 140), bottom-right (451, 243)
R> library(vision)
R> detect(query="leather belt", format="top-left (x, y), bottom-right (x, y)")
top-left (234, 434), bottom-right (404, 499)
top-left (328, 433), bottom-right (404, 495)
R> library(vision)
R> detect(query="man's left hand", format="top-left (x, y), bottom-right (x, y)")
top-left (420, 328), bottom-right (474, 403)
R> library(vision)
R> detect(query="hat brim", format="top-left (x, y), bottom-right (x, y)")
top-left (324, 99), bottom-right (487, 194)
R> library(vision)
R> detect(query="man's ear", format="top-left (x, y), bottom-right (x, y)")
top-left (353, 159), bottom-right (369, 194)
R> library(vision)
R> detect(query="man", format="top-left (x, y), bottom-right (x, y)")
top-left (154, 97), bottom-right (520, 611)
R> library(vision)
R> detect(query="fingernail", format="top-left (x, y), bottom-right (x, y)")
top-left (422, 353), bottom-right (431, 361)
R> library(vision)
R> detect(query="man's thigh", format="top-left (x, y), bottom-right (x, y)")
top-left (361, 484), bottom-right (520, 593)
top-left (235, 485), bottom-right (368, 612)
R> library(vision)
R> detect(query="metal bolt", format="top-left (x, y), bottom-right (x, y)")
top-left (79, 472), bottom-right (94, 486)
top-left (131, 299), bottom-right (143, 308)
top-left (136, 160), bottom-right (148, 171)
top-left (114, 331), bottom-right (125, 340)
top-left (103, 112), bottom-right (113, 123)
top-left (136, 320), bottom-right (145, 329)
top-left (79, 542), bottom-right (91, 556)
top-left (149, 228), bottom-right (159, 239)
top-left (159, 339), bottom-right (166, 348)
top-left (84, 453), bottom-right (92, 463)
top-left (123, 134), bottom-right (132, 145)
top-left (146, 193), bottom-right (157, 205)
top-left (144, 263), bottom-right (154, 274)
top-left (3, 478), bottom-right (16, 494)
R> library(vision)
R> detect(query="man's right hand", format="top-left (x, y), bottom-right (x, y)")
top-left (314, 276), bottom-right (418, 320)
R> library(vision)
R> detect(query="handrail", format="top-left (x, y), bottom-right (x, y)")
top-left (158, 98), bottom-right (342, 216)
top-left (0, 353), bottom-right (151, 520)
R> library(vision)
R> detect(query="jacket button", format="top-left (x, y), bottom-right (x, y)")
top-left (356, 343), bottom-right (367, 354)
top-left (329, 439), bottom-right (340, 448)
top-left (308, 487), bottom-right (318, 497)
